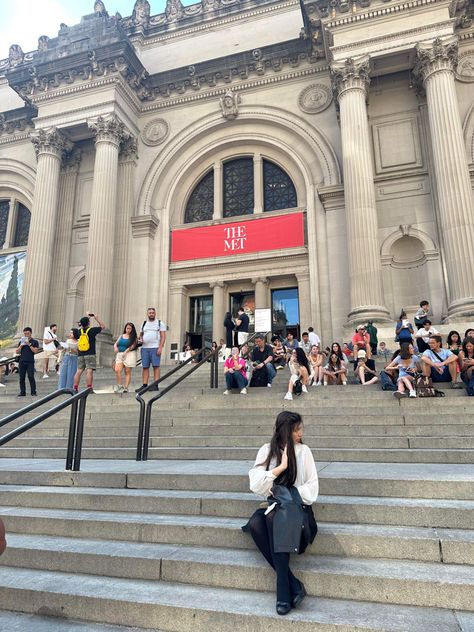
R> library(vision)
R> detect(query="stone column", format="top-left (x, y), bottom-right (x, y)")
top-left (296, 272), bottom-right (311, 335)
top-left (169, 284), bottom-right (188, 361)
top-left (18, 127), bottom-right (72, 336)
top-left (213, 161), bottom-right (223, 220)
top-left (253, 277), bottom-right (269, 309)
top-left (112, 138), bottom-right (137, 336)
top-left (253, 154), bottom-right (263, 213)
top-left (414, 37), bottom-right (474, 319)
top-left (48, 152), bottom-right (81, 335)
top-left (4, 198), bottom-right (17, 248)
top-left (85, 114), bottom-right (129, 326)
top-left (331, 57), bottom-right (390, 324)
top-left (210, 281), bottom-right (225, 342)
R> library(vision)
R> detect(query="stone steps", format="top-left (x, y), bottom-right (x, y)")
top-left (0, 566), bottom-right (469, 631)
top-left (0, 611), bottom-right (155, 632)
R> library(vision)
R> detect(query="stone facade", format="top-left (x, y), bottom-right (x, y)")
top-left (0, 0), bottom-right (473, 360)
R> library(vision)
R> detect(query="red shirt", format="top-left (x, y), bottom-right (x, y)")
top-left (352, 332), bottom-right (370, 347)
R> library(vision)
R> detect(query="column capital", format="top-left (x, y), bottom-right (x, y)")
top-left (88, 114), bottom-right (130, 148)
top-left (209, 280), bottom-right (225, 290)
top-left (251, 277), bottom-right (268, 286)
top-left (120, 136), bottom-right (138, 162)
top-left (31, 127), bottom-right (73, 160)
top-left (330, 55), bottom-right (370, 102)
top-left (413, 36), bottom-right (458, 87)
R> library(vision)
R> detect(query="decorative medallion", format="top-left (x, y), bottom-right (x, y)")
top-left (141, 118), bottom-right (169, 146)
top-left (456, 50), bottom-right (474, 82)
top-left (298, 83), bottom-right (332, 114)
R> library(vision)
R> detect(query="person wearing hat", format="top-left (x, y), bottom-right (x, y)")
top-left (354, 349), bottom-right (378, 385)
top-left (352, 325), bottom-right (372, 360)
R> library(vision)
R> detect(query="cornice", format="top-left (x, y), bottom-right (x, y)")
top-left (0, 132), bottom-right (32, 146)
top-left (320, 0), bottom-right (447, 28)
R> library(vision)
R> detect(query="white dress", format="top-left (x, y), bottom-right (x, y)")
top-left (248, 442), bottom-right (319, 505)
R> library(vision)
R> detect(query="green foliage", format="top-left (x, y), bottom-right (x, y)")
top-left (0, 256), bottom-right (20, 340)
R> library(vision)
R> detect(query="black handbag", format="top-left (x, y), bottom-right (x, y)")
top-left (268, 484), bottom-right (317, 554)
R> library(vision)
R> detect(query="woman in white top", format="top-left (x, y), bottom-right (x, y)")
top-left (242, 411), bottom-right (318, 615)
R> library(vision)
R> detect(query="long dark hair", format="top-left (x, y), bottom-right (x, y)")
top-left (331, 342), bottom-right (344, 360)
top-left (328, 352), bottom-right (341, 370)
top-left (447, 330), bottom-right (461, 347)
top-left (294, 347), bottom-right (310, 374)
top-left (262, 411), bottom-right (303, 487)
top-left (123, 322), bottom-right (137, 347)
top-left (462, 336), bottom-right (474, 358)
top-left (399, 342), bottom-right (413, 360)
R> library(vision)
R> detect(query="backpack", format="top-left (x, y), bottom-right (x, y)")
top-left (293, 379), bottom-right (303, 396)
top-left (415, 375), bottom-right (445, 398)
top-left (380, 370), bottom-right (397, 391)
top-left (77, 328), bottom-right (91, 353)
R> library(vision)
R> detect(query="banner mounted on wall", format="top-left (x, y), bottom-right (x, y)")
top-left (171, 212), bottom-right (305, 263)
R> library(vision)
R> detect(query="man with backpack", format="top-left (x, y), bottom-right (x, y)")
top-left (72, 313), bottom-right (105, 392)
top-left (136, 307), bottom-right (167, 392)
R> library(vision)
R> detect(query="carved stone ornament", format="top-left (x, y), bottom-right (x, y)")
top-left (202, 0), bottom-right (219, 11)
top-left (8, 44), bottom-right (24, 67)
top-left (141, 118), bottom-right (169, 146)
top-left (220, 89), bottom-right (241, 120)
top-left (88, 114), bottom-right (130, 147)
top-left (31, 127), bottom-right (73, 160)
top-left (37, 36), bottom-right (49, 52)
top-left (298, 83), bottom-right (332, 114)
top-left (120, 136), bottom-right (138, 160)
top-left (165, 0), bottom-right (184, 22)
top-left (413, 37), bottom-right (459, 87)
top-left (455, 49), bottom-right (474, 82)
top-left (94, 0), bottom-right (108, 17)
top-left (132, 0), bottom-right (150, 26)
top-left (330, 56), bottom-right (371, 102)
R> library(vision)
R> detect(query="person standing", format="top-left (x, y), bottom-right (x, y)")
top-left (137, 307), bottom-right (166, 391)
top-left (73, 313), bottom-right (105, 392)
top-left (16, 327), bottom-right (40, 396)
top-left (113, 322), bottom-right (138, 393)
top-left (42, 323), bottom-right (59, 379)
top-left (307, 327), bottom-right (321, 348)
top-left (366, 321), bottom-right (378, 356)
top-left (235, 307), bottom-right (249, 346)
top-left (223, 312), bottom-right (234, 351)
top-left (58, 330), bottom-right (78, 390)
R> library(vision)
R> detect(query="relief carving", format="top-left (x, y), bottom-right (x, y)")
top-left (298, 83), bottom-right (332, 114)
top-left (141, 118), bottom-right (170, 146)
top-left (220, 89), bottom-right (241, 120)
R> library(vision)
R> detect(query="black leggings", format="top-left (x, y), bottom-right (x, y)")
top-left (243, 508), bottom-right (302, 603)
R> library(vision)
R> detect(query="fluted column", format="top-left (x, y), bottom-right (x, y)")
top-left (210, 281), bottom-right (225, 342)
top-left (331, 57), bottom-right (390, 324)
top-left (253, 277), bottom-right (268, 309)
top-left (48, 152), bottom-right (81, 335)
top-left (414, 37), bottom-right (474, 319)
top-left (18, 127), bottom-right (72, 335)
top-left (296, 272), bottom-right (311, 334)
top-left (112, 138), bottom-right (137, 336)
top-left (85, 114), bottom-right (130, 326)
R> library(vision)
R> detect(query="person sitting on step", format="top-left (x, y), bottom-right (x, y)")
top-left (308, 344), bottom-right (325, 386)
top-left (322, 352), bottom-right (348, 386)
top-left (284, 348), bottom-right (310, 400)
top-left (354, 350), bottom-right (378, 386)
top-left (385, 342), bottom-right (420, 399)
top-left (223, 346), bottom-right (248, 395)
top-left (459, 336), bottom-right (474, 396)
top-left (421, 335), bottom-right (458, 387)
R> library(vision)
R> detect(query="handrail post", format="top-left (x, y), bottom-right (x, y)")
top-left (65, 399), bottom-right (78, 471)
top-left (142, 403), bottom-right (153, 461)
top-left (136, 399), bottom-right (146, 461)
top-left (72, 395), bottom-right (88, 471)
top-left (210, 353), bottom-right (215, 388)
top-left (214, 351), bottom-right (219, 389)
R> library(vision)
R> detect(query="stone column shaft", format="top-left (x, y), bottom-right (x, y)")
top-left (48, 154), bottom-right (80, 335)
top-left (85, 114), bottom-right (129, 326)
top-left (253, 277), bottom-right (268, 309)
top-left (331, 57), bottom-right (390, 324)
top-left (211, 281), bottom-right (225, 342)
top-left (296, 273), bottom-right (311, 334)
top-left (18, 127), bottom-right (71, 336)
top-left (414, 37), bottom-right (474, 318)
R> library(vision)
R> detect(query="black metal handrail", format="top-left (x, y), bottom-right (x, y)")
top-left (136, 344), bottom-right (221, 461)
top-left (0, 387), bottom-right (92, 471)
top-left (0, 355), bottom-right (19, 368)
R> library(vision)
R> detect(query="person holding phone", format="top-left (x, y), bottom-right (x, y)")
top-left (72, 312), bottom-right (105, 392)
top-left (395, 310), bottom-right (414, 345)
top-left (16, 327), bottom-right (40, 396)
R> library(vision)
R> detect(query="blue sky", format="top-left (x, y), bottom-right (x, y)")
top-left (0, 0), bottom-right (196, 58)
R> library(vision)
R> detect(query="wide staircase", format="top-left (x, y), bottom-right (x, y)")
top-left (0, 365), bottom-right (473, 631)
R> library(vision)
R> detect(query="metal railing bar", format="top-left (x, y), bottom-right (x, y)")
top-left (0, 388), bottom-right (74, 429)
top-left (0, 355), bottom-right (19, 368)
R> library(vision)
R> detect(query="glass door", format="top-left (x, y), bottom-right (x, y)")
top-left (189, 295), bottom-right (213, 349)
top-left (271, 288), bottom-right (300, 339)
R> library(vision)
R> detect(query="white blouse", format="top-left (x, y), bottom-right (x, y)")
top-left (248, 442), bottom-right (319, 505)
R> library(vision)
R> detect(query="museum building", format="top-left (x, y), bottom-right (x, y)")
top-left (0, 0), bottom-right (473, 359)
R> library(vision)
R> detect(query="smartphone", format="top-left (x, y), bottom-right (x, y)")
top-left (20, 337), bottom-right (28, 345)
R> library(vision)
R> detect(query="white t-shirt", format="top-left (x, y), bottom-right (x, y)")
top-left (416, 326), bottom-right (439, 343)
top-left (308, 331), bottom-right (321, 347)
top-left (43, 328), bottom-right (57, 352)
top-left (141, 318), bottom-right (166, 349)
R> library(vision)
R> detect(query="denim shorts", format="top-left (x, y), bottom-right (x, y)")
top-left (431, 366), bottom-right (451, 382)
top-left (140, 347), bottom-right (161, 368)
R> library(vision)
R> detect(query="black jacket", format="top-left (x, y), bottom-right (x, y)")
top-left (270, 484), bottom-right (317, 554)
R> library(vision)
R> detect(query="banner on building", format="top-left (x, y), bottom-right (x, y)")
top-left (0, 251), bottom-right (26, 347)
top-left (171, 212), bottom-right (305, 262)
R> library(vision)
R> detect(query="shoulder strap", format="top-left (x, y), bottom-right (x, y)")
top-left (142, 321), bottom-right (146, 330)
top-left (432, 350), bottom-right (444, 362)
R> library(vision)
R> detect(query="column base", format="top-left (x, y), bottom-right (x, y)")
top-left (96, 330), bottom-right (115, 368)
top-left (346, 305), bottom-right (392, 327)
top-left (444, 297), bottom-right (474, 323)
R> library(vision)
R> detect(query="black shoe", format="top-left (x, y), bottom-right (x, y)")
top-left (31, 392), bottom-right (37, 396)
top-left (292, 583), bottom-right (307, 608)
top-left (135, 384), bottom-right (147, 393)
top-left (17, 393), bottom-right (26, 397)
top-left (149, 383), bottom-right (159, 392)
top-left (276, 602), bottom-right (292, 616)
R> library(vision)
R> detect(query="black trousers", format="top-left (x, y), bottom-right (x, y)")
top-left (19, 361), bottom-right (36, 395)
top-left (243, 508), bottom-right (302, 603)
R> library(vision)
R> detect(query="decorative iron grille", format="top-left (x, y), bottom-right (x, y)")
top-left (184, 170), bottom-right (214, 224)
top-left (223, 158), bottom-right (254, 218)
top-left (0, 200), bottom-right (9, 249)
top-left (263, 160), bottom-right (297, 212)
top-left (13, 203), bottom-right (31, 247)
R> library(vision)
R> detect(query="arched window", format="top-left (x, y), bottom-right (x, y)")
top-left (223, 157), bottom-right (254, 218)
top-left (263, 159), bottom-right (297, 212)
top-left (184, 170), bottom-right (214, 224)
top-left (0, 199), bottom-right (31, 250)
top-left (13, 203), bottom-right (31, 247)
top-left (183, 155), bottom-right (297, 224)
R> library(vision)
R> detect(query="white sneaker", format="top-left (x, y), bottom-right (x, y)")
top-left (284, 392), bottom-right (293, 400)
top-left (409, 390), bottom-right (417, 398)
top-left (267, 383), bottom-right (272, 388)
top-left (312, 381), bottom-right (318, 387)
top-left (0, 383), bottom-right (5, 388)
top-left (223, 390), bottom-right (229, 395)
top-left (302, 385), bottom-right (308, 393)
top-left (42, 374), bottom-right (49, 379)
top-left (342, 381), bottom-right (347, 386)
top-left (113, 385), bottom-right (120, 393)
top-left (316, 381), bottom-right (322, 386)
top-left (323, 381), bottom-right (327, 386)
top-left (240, 387), bottom-right (247, 395)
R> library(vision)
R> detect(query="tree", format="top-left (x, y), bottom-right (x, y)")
top-left (0, 256), bottom-right (20, 340)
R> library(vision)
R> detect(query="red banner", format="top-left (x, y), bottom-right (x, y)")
top-left (171, 212), bottom-right (305, 262)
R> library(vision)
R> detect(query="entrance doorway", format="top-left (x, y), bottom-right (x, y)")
top-left (189, 295), bottom-right (213, 349)
top-left (272, 287), bottom-right (300, 338)
top-left (230, 292), bottom-right (255, 344)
